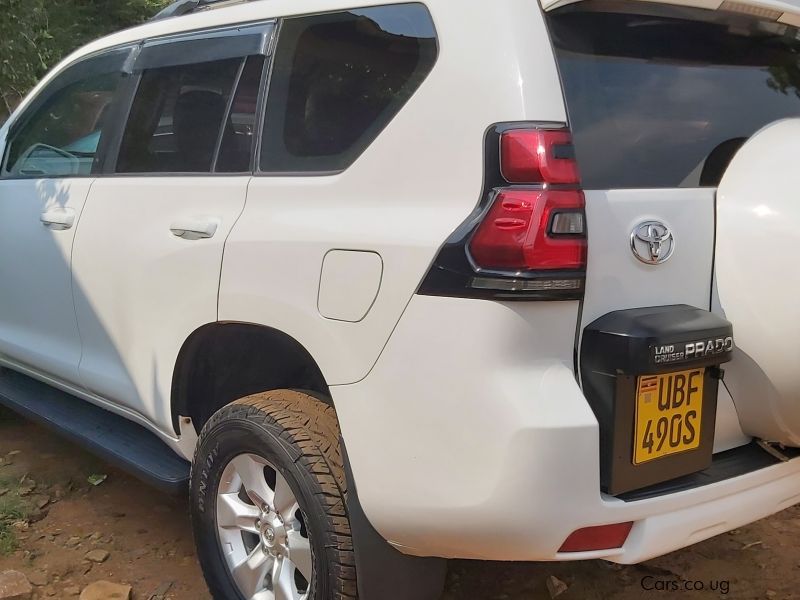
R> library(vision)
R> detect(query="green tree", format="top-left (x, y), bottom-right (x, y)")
top-left (0, 0), bottom-right (170, 121)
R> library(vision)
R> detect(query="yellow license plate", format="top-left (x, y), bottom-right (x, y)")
top-left (633, 368), bottom-right (704, 465)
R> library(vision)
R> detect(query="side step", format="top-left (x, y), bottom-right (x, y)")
top-left (0, 368), bottom-right (190, 495)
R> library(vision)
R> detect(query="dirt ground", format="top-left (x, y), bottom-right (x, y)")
top-left (0, 411), bottom-right (798, 600)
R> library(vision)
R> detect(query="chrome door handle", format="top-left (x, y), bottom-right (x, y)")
top-left (40, 208), bottom-right (76, 231)
top-left (169, 218), bottom-right (219, 240)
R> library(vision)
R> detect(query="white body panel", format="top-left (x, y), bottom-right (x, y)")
top-left (715, 119), bottom-right (800, 444)
top-left (71, 177), bottom-right (249, 431)
top-left (334, 295), bottom-right (798, 561)
top-left (580, 189), bottom-right (715, 327)
top-left (0, 178), bottom-right (92, 383)
top-left (219, 0), bottom-right (566, 385)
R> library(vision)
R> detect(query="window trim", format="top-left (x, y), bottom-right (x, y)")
top-left (210, 58), bottom-right (248, 174)
top-left (136, 21), bottom-right (275, 71)
top-left (94, 67), bottom-right (142, 177)
top-left (251, 19), bottom-right (281, 176)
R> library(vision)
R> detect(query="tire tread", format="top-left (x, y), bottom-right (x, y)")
top-left (199, 390), bottom-right (357, 599)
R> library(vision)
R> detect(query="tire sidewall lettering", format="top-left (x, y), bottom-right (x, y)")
top-left (196, 442), bottom-right (219, 516)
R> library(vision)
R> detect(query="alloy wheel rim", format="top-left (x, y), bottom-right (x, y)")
top-left (216, 453), bottom-right (313, 600)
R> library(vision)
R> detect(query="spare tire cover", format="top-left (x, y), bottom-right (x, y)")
top-left (716, 118), bottom-right (800, 445)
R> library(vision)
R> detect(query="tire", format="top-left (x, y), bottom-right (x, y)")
top-left (191, 390), bottom-right (357, 600)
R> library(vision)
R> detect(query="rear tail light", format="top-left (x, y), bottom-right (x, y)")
top-left (558, 522), bottom-right (634, 553)
top-left (469, 189), bottom-right (586, 270)
top-left (500, 128), bottom-right (580, 185)
top-left (418, 123), bottom-right (587, 301)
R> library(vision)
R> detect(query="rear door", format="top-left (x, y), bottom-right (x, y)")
top-left (546, 1), bottom-right (800, 452)
top-left (71, 24), bottom-right (273, 432)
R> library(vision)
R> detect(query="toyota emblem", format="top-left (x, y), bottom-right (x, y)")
top-left (631, 220), bottom-right (674, 265)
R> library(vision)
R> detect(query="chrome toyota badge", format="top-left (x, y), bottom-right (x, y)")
top-left (631, 221), bottom-right (674, 265)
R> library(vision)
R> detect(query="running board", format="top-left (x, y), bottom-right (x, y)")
top-left (0, 368), bottom-right (190, 495)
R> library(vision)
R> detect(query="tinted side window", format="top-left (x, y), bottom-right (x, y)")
top-left (261, 3), bottom-right (437, 173)
top-left (116, 57), bottom-right (242, 173)
top-left (3, 51), bottom-right (129, 178)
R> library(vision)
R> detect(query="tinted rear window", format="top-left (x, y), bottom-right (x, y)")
top-left (260, 3), bottom-right (437, 173)
top-left (547, 1), bottom-right (800, 189)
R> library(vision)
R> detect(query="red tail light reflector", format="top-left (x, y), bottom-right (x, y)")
top-left (469, 189), bottom-right (586, 270)
top-left (500, 128), bottom-right (579, 184)
top-left (558, 522), bottom-right (634, 553)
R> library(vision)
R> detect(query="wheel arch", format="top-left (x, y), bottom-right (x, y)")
top-left (170, 322), bottom-right (331, 435)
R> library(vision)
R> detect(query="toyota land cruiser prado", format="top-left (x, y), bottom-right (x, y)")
top-left (1, 0), bottom-right (799, 598)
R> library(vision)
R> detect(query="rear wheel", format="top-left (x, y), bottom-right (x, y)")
top-left (191, 391), bottom-right (357, 600)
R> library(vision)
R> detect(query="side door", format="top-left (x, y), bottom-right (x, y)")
top-left (0, 48), bottom-right (132, 384)
top-left (71, 23), bottom-right (273, 432)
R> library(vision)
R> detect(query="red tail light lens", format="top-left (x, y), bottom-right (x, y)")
top-left (559, 522), bottom-right (634, 553)
top-left (418, 122), bottom-right (587, 300)
top-left (469, 189), bottom-right (586, 270)
top-left (501, 128), bottom-right (579, 184)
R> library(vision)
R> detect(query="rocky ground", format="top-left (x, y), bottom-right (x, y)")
top-left (0, 410), bottom-right (798, 599)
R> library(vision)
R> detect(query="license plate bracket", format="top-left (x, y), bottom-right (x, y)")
top-left (581, 305), bottom-right (732, 496)
top-left (598, 369), bottom-right (719, 495)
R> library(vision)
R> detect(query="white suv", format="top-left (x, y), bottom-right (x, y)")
top-left (1, 0), bottom-right (799, 598)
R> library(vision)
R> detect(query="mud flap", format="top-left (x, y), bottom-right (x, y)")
top-left (341, 443), bottom-right (447, 600)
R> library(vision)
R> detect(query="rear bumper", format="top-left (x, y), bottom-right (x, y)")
top-left (332, 295), bottom-right (800, 562)
top-left (605, 458), bottom-right (800, 564)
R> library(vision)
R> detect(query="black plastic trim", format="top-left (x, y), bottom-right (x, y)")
top-left (137, 22), bottom-right (274, 70)
top-left (416, 122), bottom-right (586, 302)
top-left (619, 442), bottom-right (800, 502)
top-left (97, 68), bottom-right (142, 176)
top-left (0, 368), bottom-right (190, 495)
top-left (251, 20), bottom-right (279, 176)
top-left (210, 57), bottom-right (248, 173)
top-left (341, 443), bottom-right (446, 600)
top-left (581, 305), bottom-right (734, 495)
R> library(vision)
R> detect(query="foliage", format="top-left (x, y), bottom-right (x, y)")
top-left (0, 476), bottom-right (29, 555)
top-left (768, 63), bottom-right (800, 99)
top-left (0, 0), bottom-right (171, 120)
